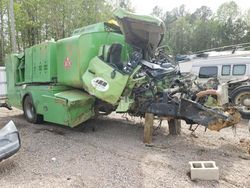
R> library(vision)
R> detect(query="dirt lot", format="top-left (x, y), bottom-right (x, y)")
top-left (0, 108), bottom-right (250, 188)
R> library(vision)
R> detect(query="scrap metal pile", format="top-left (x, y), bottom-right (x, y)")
top-left (120, 46), bottom-right (241, 131)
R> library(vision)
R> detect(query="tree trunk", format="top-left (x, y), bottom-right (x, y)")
top-left (0, 0), bottom-right (4, 64)
top-left (9, 0), bottom-right (17, 53)
top-left (7, 5), bottom-right (12, 52)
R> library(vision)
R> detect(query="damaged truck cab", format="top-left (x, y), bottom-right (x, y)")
top-left (5, 9), bottom-right (240, 132)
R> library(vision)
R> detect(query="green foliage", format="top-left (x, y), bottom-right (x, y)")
top-left (116, 0), bottom-right (134, 12)
top-left (217, 1), bottom-right (240, 23)
top-left (0, 0), bottom-right (116, 62)
top-left (1, 0), bottom-right (250, 65)
top-left (153, 1), bottom-right (250, 55)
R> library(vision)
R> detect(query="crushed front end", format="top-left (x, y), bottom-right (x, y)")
top-left (113, 9), bottom-right (241, 131)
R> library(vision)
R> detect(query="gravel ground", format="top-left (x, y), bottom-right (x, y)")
top-left (0, 107), bottom-right (250, 188)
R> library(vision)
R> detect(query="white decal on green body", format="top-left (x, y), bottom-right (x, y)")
top-left (91, 77), bottom-right (109, 92)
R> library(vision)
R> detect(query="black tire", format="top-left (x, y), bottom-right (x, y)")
top-left (23, 95), bottom-right (42, 123)
top-left (168, 119), bottom-right (181, 135)
top-left (231, 86), bottom-right (250, 119)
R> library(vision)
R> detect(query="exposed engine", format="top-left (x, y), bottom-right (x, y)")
top-left (123, 47), bottom-right (241, 131)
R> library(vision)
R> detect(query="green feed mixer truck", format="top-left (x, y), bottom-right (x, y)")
top-left (4, 9), bottom-right (241, 133)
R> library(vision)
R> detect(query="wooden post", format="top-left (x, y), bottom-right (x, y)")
top-left (143, 113), bottom-right (154, 144)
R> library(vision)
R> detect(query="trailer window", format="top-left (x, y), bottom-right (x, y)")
top-left (199, 66), bottom-right (218, 78)
top-left (233, 65), bottom-right (246, 75)
top-left (222, 65), bottom-right (231, 76)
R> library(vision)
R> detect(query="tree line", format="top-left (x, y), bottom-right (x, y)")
top-left (152, 1), bottom-right (250, 55)
top-left (0, 0), bottom-right (250, 65)
top-left (0, 0), bottom-right (134, 65)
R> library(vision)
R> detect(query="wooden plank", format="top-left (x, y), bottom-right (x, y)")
top-left (143, 113), bottom-right (154, 144)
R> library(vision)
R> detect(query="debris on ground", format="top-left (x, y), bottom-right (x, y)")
top-left (0, 108), bottom-right (250, 188)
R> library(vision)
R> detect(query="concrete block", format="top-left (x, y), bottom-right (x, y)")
top-left (189, 161), bottom-right (219, 180)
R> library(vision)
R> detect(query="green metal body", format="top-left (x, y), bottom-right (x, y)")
top-left (57, 28), bottom-right (129, 88)
top-left (5, 10), bottom-right (166, 127)
top-left (5, 21), bottom-right (134, 127)
top-left (5, 54), bottom-right (95, 127)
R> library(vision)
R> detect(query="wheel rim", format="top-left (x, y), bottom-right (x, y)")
top-left (25, 98), bottom-right (34, 120)
top-left (234, 91), bottom-right (250, 113)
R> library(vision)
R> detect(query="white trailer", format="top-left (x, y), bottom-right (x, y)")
top-left (0, 66), bottom-right (7, 105)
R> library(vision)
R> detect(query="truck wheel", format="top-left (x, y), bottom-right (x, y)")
top-left (23, 95), bottom-right (42, 123)
top-left (168, 119), bottom-right (181, 135)
top-left (231, 86), bottom-right (250, 119)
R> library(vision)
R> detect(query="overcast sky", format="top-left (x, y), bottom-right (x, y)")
top-left (132, 0), bottom-right (250, 14)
